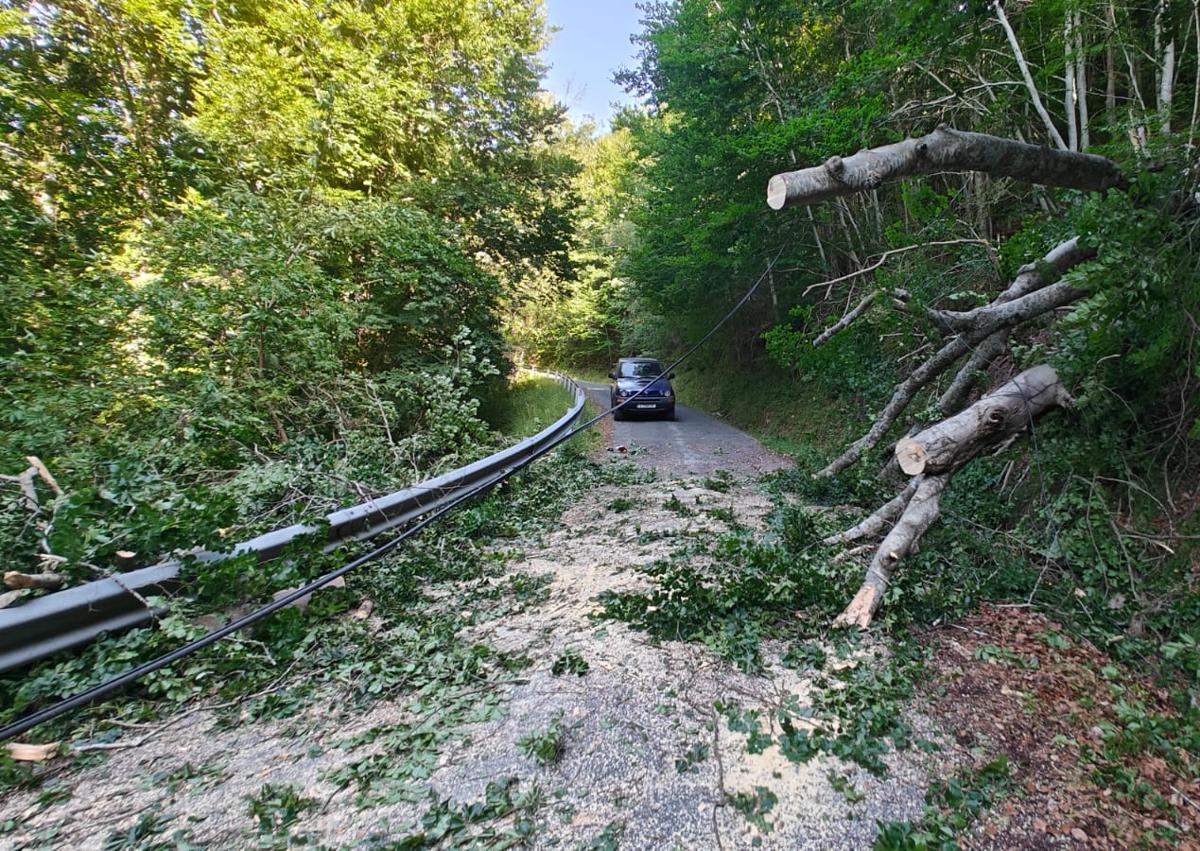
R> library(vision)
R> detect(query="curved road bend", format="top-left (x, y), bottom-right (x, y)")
top-left (577, 380), bottom-right (791, 479)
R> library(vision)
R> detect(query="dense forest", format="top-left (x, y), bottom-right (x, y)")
top-left (1, 0), bottom-right (582, 578)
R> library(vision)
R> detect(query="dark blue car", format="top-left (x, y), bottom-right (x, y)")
top-left (609, 357), bottom-right (676, 421)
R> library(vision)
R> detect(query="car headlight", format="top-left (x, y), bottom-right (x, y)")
top-left (662, 388), bottom-right (673, 397)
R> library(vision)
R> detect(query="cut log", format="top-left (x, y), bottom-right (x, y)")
top-left (4, 571), bottom-right (67, 591)
top-left (767, 127), bottom-right (1126, 210)
top-left (834, 474), bottom-right (949, 628)
top-left (894, 365), bottom-right (1071, 476)
top-left (833, 364), bottom-right (1072, 628)
top-left (7, 742), bottom-right (59, 761)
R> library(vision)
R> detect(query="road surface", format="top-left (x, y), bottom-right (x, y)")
top-left (578, 380), bottom-right (790, 479)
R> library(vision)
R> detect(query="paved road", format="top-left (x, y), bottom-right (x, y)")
top-left (578, 380), bottom-right (790, 479)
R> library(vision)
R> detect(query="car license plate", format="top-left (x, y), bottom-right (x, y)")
top-left (636, 404), bottom-right (656, 409)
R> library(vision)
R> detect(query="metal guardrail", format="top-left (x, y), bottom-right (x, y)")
top-left (0, 374), bottom-right (586, 673)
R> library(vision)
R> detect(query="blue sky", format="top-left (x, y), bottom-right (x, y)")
top-left (542, 0), bottom-right (643, 128)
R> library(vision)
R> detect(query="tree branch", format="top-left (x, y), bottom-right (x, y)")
top-left (813, 291), bottom-right (876, 347)
top-left (767, 127), bottom-right (1124, 210)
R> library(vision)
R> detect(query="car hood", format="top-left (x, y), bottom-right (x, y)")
top-left (617, 377), bottom-right (672, 394)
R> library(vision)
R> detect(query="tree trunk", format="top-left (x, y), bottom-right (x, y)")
top-left (833, 473), bottom-right (949, 628)
top-left (993, 1), bottom-right (1069, 151)
top-left (1075, 11), bottom-right (1090, 149)
top-left (1066, 15), bottom-right (1079, 151)
top-left (767, 127), bottom-right (1125, 209)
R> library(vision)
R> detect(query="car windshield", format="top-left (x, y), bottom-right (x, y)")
top-left (619, 361), bottom-right (664, 379)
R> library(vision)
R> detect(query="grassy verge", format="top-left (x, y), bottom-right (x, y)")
top-left (671, 357), bottom-right (860, 464)
top-left (481, 371), bottom-right (576, 440)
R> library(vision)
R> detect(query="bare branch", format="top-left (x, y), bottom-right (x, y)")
top-left (813, 291), bottom-right (876, 347)
top-left (802, 238), bottom-right (991, 298)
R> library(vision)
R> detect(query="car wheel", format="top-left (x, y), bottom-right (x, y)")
top-left (664, 410), bottom-right (676, 421)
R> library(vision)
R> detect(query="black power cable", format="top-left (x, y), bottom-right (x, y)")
top-left (0, 247), bottom-right (785, 743)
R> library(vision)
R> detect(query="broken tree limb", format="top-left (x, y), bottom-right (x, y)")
top-left (816, 238), bottom-right (1093, 478)
top-left (931, 278), bottom-right (1086, 337)
top-left (834, 364), bottom-right (1073, 628)
top-left (0, 468), bottom-right (39, 512)
top-left (25, 456), bottom-right (62, 497)
top-left (813, 291), bottom-right (877, 347)
top-left (821, 476), bottom-right (922, 546)
top-left (766, 127), bottom-right (1125, 210)
top-left (937, 329), bottom-right (1010, 414)
top-left (834, 473), bottom-right (950, 628)
top-left (895, 365), bottom-right (1071, 476)
top-left (932, 238), bottom-right (1092, 413)
top-left (6, 742), bottom-right (59, 762)
top-left (801, 239), bottom-right (990, 298)
top-left (4, 571), bottom-right (67, 591)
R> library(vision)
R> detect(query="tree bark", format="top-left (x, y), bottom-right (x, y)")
top-left (1066, 15), bottom-right (1079, 151)
top-left (895, 365), bottom-right (1071, 476)
top-left (767, 127), bottom-right (1125, 210)
top-left (833, 473), bottom-right (949, 628)
top-left (937, 329), bottom-right (1010, 415)
top-left (4, 571), bottom-right (67, 591)
top-left (821, 476), bottom-right (922, 546)
top-left (1075, 10), bottom-right (1090, 149)
top-left (833, 365), bottom-right (1072, 628)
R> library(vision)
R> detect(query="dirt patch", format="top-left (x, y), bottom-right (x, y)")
top-left (919, 604), bottom-right (1199, 850)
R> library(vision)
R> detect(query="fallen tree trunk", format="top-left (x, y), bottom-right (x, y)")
top-left (895, 365), bottom-right (1072, 476)
top-left (4, 571), bottom-right (67, 591)
top-left (767, 127), bottom-right (1126, 210)
top-left (834, 473), bottom-right (949, 628)
top-left (833, 365), bottom-right (1071, 628)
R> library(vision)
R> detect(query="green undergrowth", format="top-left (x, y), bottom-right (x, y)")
top-left (0, 446), bottom-right (646, 807)
top-left (671, 355), bottom-right (861, 462)
top-left (480, 370), bottom-right (577, 441)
